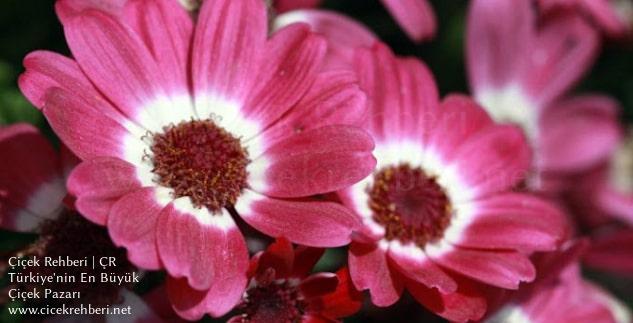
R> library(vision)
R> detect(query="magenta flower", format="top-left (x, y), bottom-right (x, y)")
top-left (467, 0), bottom-right (622, 190)
top-left (539, 0), bottom-right (633, 38)
top-left (19, 0), bottom-right (376, 318)
top-left (485, 242), bottom-right (631, 323)
top-left (226, 237), bottom-right (362, 323)
top-left (339, 43), bottom-right (567, 322)
top-left (274, 0), bottom-right (436, 42)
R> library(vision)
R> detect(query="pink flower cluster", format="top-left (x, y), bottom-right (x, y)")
top-left (1, 0), bottom-right (632, 322)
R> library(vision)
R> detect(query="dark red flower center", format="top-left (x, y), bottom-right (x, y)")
top-left (368, 163), bottom-right (452, 248)
top-left (236, 280), bottom-right (305, 323)
top-left (150, 119), bottom-right (249, 212)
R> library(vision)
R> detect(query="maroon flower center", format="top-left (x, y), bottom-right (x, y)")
top-left (236, 280), bottom-right (305, 323)
top-left (368, 163), bottom-right (452, 248)
top-left (150, 119), bottom-right (249, 212)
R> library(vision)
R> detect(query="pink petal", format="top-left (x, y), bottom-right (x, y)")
top-left (244, 23), bottom-right (326, 130)
top-left (67, 157), bottom-right (142, 225)
top-left (55, 0), bottom-right (126, 22)
top-left (273, 9), bottom-right (376, 70)
top-left (522, 13), bottom-right (599, 106)
top-left (538, 95), bottom-right (622, 172)
top-left (387, 245), bottom-right (457, 293)
top-left (406, 275), bottom-right (489, 323)
top-left (596, 184), bottom-right (633, 226)
top-left (122, 0), bottom-right (193, 95)
top-left (300, 273), bottom-right (339, 299)
top-left (450, 193), bottom-right (567, 252)
top-left (156, 202), bottom-right (248, 292)
top-left (380, 0), bottom-right (437, 42)
top-left (167, 273), bottom-right (246, 320)
top-left (250, 125), bottom-right (375, 198)
top-left (275, 0), bottom-right (323, 13)
top-left (192, 0), bottom-right (266, 108)
top-left (108, 187), bottom-right (166, 270)
top-left (466, 0), bottom-right (533, 91)
top-left (18, 51), bottom-right (93, 110)
top-left (42, 88), bottom-right (131, 160)
top-left (579, 0), bottom-right (631, 37)
top-left (348, 242), bottom-right (403, 307)
top-left (584, 231), bottom-right (633, 275)
top-left (448, 125), bottom-right (531, 199)
top-left (235, 190), bottom-right (360, 247)
top-left (428, 245), bottom-right (536, 289)
top-left (426, 95), bottom-right (494, 161)
top-left (64, 10), bottom-right (169, 126)
top-left (258, 70), bottom-right (367, 150)
top-left (0, 124), bottom-right (64, 232)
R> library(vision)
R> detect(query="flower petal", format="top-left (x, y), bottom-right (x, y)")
top-left (387, 242), bottom-right (457, 293)
top-left (108, 187), bottom-right (169, 270)
top-left (380, 0), bottom-right (437, 42)
top-left (348, 242), bottom-right (403, 307)
top-left (64, 10), bottom-right (171, 129)
top-left (122, 0), bottom-right (193, 95)
top-left (67, 157), bottom-right (142, 225)
top-left (249, 125), bottom-right (375, 198)
top-left (192, 0), bottom-right (266, 115)
top-left (447, 193), bottom-right (567, 252)
top-left (167, 273), bottom-right (246, 320)
top-left (584, 231), bottom-right (633, 275)
top-left (257, 237), bottom-right (295, 279)
top-left (156, 199), bottom-right (248, 291)
top-left (406, 275), bottom-right (489, 323)
top-left (447, 125), bottom-right (531, 200)
top-left (317, 267), bottom-right (363, 319)
top-left (427, 243), bottom-right (536, 289)
top-left (244, 23), bottom-right (326, 131)
top-left (538, 95), bottom-right (622, 172)
top-left (235, 190), bottom-right (359, 247)
top-left (300, 272), bottom-right (339, 299)
top-left (466, 0), bottom-right (533, 91)
top-left (273, 9), bottom-right (376, 69)
top-left (275, 0), bottom-right (322, 13)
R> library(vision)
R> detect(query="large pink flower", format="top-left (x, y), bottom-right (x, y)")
top-left (467, 0), bottom-right (622, 190)
top-left (340, 43), bottom-right (568, 322)
top-left (19, 0), bottom-right (376, 319)
top-left (274, 0), bottom-right (436, 42)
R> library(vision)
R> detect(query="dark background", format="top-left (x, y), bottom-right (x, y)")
top-left (0, 0), bottom-right (631, 322)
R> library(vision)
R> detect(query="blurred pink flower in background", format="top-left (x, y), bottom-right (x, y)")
top-left (539, 0), bottom-right (633, 38)
top-left (485, 241), bottom-right (631, 323)
top-left (19, 0), bottom-right (377, 319)
top-left (274, 0), bottom-right (436, 42)
top-left (338, 43), bottom-right (567, 322)
top-left (466, 0), bottom-right (623, 191)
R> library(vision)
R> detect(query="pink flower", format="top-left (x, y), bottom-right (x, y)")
top-left (539, 0), bottom-right (633, 38)
top-left (19, 0), bottom-right (375, 319)
top-left (340, 43), bottom-right (568, 322)
top-left (274, 0), bottom-right (437, 42)
top-left (467, 0), bottom-right (622, 189)
top-left (485, 242), bottom-right (631, 323)
top-left (226, 237), bottom-right (362, 322)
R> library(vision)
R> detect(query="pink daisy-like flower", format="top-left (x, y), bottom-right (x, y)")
top-left (539, 0), bottom-right (633, 38)
top-left (274, 0), bottom-right (436, 42)
top-left (339, 43), bottom-right (567, 322)
top-left (485, 242), bottom-right (631, 323)
top-left (226, 237), bottom-right (362, 323)
top-left (19, 0), bottom-right (375, 319)
top-left (467, 0), bottom-right (622, 190)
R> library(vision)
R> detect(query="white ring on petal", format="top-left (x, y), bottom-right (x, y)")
top-left (485, 305), bottom-right (531, 323)
top-left (172, 196), bottom-right (234, 229)
top-left (14, 176), bottom-right (66, 232)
